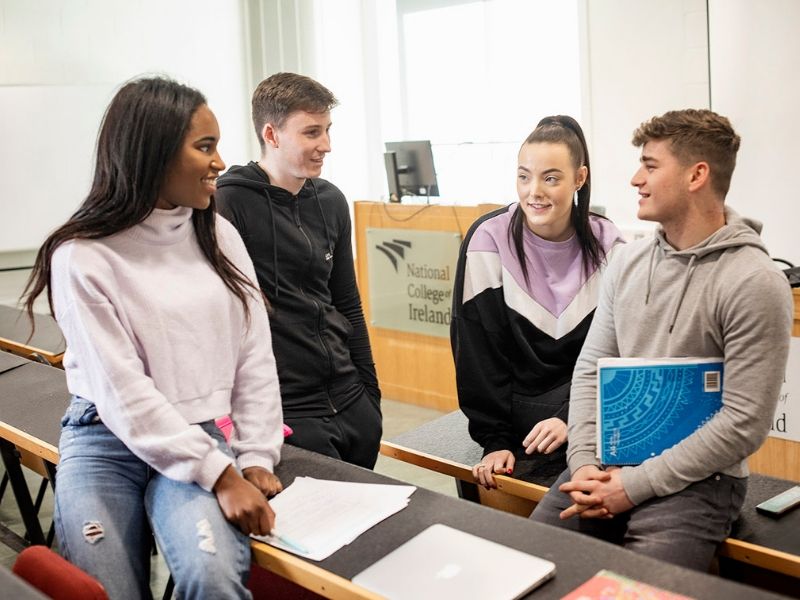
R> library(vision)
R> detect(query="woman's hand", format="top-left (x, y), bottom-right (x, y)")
top-left (472, 450), bottom-right (515, 489)
top-left (243, 466), bottom-right (283, 497)
top-left (522, 417), bottom-right (567, 455)
top-left (213, 465), bottom-right (275, 536)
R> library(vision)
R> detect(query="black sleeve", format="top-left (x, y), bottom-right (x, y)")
top-left (328, 200), bottom-right (381, 402)
top-left (450, 209), bottom-right (516, 455)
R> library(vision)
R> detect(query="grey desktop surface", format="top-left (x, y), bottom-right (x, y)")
top-left (731, 473), bottom-right (800, 556)
top-left (0, 565), bottom-right (49, 600)
top-left (0, 304), bottom-right (66, 355)
top-left (388, 410), bottom-right (800, 565)
top-left (0, 360), bottom-right (68, 449)
top-left (0, 351), bottom-right (29, 375)
top-left (389, 410), bottom-right (482, 463)
top-left (388, 409), bottom-right (562, 486)
top-left (0, 360), bottom-right (794, 597)
top-left (274, 444), bottom-right (787, 600)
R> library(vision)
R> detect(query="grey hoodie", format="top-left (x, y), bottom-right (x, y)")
top-left (567, 207), bottom-right (793, 505)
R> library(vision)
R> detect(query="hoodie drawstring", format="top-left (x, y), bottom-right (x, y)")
top-left (668, 254), bottom-right (697, 334)
top-left (263, 188), bottom-right (280, 299)
top-left (645, 238), bottom-right (698, 334)
top-left (645, 240), bottom-right (658, 304)
top-left (310, 180), bottom-right (334, 260)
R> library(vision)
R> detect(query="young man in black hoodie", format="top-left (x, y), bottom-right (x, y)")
top-left (215, 72), bottom-right (382, 468)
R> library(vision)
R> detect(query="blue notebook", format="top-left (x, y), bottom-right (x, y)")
top-left (597, 358), bottom-right (723, 465)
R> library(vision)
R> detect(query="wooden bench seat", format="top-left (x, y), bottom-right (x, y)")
top-left (381, 410), bottom-right (800, 581)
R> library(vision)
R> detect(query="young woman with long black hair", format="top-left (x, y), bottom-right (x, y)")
top-left (451, 116), bottom-right (624, 489)
top-left (23, 77), bottom-right (283, 599)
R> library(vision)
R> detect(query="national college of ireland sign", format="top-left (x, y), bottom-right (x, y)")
top-left (366, 228), bottom-right (462, 338)
top-left (770, 336), bottom-right (800, 443)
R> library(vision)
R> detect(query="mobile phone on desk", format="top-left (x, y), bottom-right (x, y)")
top-left (755, 485), bottom-right (800, 517)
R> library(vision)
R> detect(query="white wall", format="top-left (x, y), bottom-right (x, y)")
top-left (243, 0), bottom-right (386, 204)
top-left (0, 0), bottom-right (251, 253)
top-left (709, 0), bottom-right (800, 264)
top-left (2, 0), bottom-right (798, 264)
top-left (583, 0), bottom-right (710, 237)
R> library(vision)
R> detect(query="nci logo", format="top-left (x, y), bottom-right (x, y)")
top-left (375, 237), bottom-right (452, 325)
top-left (374, 239), bottom-right (412, 272)
top-left (367, 228), bottom-right (460, 337)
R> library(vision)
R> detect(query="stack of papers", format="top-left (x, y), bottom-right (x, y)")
top-left (252, 477), bottom-right (416, 561)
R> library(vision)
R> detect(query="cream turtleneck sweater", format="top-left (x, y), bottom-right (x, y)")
top-left (51, 206), bottom-right (283, 491)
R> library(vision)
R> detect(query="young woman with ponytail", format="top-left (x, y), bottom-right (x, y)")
top-left (451, 116), bottom-right (624, 489)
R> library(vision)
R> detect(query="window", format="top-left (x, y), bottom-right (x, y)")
top-left (308, 0), bottom-right (583, 205)
top-left (396, 0), bottom-right (583, 202)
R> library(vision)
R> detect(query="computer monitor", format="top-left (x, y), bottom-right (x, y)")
top-left (384, 140), bottom-right (439, 202)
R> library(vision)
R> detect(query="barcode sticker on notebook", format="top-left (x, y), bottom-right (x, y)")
top-left (704, 370), bottom-right (721, 392)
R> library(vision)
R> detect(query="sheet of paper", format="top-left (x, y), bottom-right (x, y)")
top-left (252, 477), bottom-right (416, 561)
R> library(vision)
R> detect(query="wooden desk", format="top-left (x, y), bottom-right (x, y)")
top-left (0, 351), bottom-right (29, 375)
top-left (255, 444), bottom-right (790, 600)
top-left (0, 358), bottom-right (63, 466)
top-left (0, 354), bottom-right (65, 547)
top-left (0, 305), bottom-right (66, 367)
top-left (0, 360), bottom-right (789, 599)
top-left (381, 410), bottom-right (551, 513)
top-left (381, 410), bottom-right (800, 582)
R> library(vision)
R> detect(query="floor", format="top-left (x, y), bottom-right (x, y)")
top-left (0, 257), bottom-right (456, 594)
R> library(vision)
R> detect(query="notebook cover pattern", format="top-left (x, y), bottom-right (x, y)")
top-left (598, 359), bottom-right (723, 465)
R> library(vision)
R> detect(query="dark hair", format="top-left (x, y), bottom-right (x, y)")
top-left (22, 76), bottom-right (260, 327)
top-left (251, 72), bottom-right (338, 149)
top-left (510, 115), bottom-right (606, 283)
top-left (632, 109), bottom-right (741, 197)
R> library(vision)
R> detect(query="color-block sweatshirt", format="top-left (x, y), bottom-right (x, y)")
top-left (567, 207), bottom-right (793, 505)
top-left (51, 207), bottom-right (283, 492)
top-left (451, 204), bottom-right (624, 454)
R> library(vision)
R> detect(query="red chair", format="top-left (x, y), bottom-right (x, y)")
top-left (12, 546), bottom-right (108, 600)
top-left (248, 563), bottom-right (325, 600)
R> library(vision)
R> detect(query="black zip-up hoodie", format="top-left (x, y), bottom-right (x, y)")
top-left (215, 162), bottom-right (380, 417)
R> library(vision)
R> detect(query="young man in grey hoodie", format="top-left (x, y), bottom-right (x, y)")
top-left (530, 109), bottom-right (793, 571)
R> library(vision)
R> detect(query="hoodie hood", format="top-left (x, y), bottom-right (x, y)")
top-left (654, 206), bottom-right (767, 259)
top-left (645, 206), bottom-right (771, 333)
top-left (217, 161), bottom-right (313, 201)
top-left (216, 162), bottom-right (333, 298)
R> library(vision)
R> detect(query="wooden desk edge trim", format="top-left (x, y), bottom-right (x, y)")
top-left (0, 337), bottom-right (65, 364)
top-left (494, 476), bottom-right (548, 502)
top-left (380, 440), bottom-right (472, 480)
top-left (0, 422), bottom-right (59, 464)
top-left (718, 538), bottom-right (800, 578)
top-left (381, 443), bottom-right (798, 576)
top-left (379, 441), bottom-right (548, 502)
top-left (250, 541), bottom-right (386, 600)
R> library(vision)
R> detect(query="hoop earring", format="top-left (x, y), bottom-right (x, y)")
top-left (573, 189), bottom-right (579, 205)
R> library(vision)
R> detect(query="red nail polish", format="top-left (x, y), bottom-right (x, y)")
top-left (507, 468), bottom-right (513, 474)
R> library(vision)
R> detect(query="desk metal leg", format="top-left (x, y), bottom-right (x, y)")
top-left (456, 479), bottom-right (481, 503)
top-left (0, 439), bottom-right (45, 545)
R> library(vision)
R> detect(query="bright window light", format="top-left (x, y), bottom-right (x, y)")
top-left (398, 0), bottom-right (582, 203)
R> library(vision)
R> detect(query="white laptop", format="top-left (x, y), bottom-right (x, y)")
top-left (351, 524), bottom-right (556, 600)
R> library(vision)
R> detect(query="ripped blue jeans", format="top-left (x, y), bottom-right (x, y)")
top-left (54, 398), bottom-right (252, 600)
